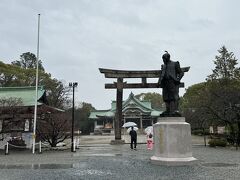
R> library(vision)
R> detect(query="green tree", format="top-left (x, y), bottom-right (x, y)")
top-left (207, 46), bottom-right (240, 80)
top-left (1, 53), bottom-right (70, 109)
top-left (182, 46), bottom-right (240, 148)
top-left (1, 60), bottom-right (43, 86)
top-left (73, 102), bottom-right (95, 135)
top-left (181, 82), bottom-right (207, 110)
top-left (181, 82), bottom-right (213, 131)
top-left (0, 61), bottom-right (29, 86)
top-left (41, 77), bottom-right (70, 109)
top-left (11, 52), bottom-right (45, 71)
top-left (1, 53), bottom-right (72, 145)
top-left (135, 92), bottom-right (164, 110)
top-left (207, 46), bottom-right (240, 147)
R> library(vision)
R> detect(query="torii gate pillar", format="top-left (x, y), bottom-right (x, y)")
top-left (113, 78), bottom-right (124, 144)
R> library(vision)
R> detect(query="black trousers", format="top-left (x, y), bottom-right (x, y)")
top-left (130, 138), bottom-right (137, 149)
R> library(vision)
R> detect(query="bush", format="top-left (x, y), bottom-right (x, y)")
top-left (192, 129), bottom-right (210, 136)
top-left (192, 129), bottom-right (203, 135)
top-left (208, 139), bottom-right (227, 147)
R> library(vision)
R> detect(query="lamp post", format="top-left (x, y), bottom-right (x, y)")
top-left (69, 82), bottom-right (78, 152)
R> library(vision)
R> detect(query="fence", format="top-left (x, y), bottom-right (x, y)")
top-left (1, 137), bottom-right (79, 155)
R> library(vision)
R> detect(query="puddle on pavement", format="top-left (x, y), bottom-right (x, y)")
top-left (115, 154), bottom-right (123, 156)
top-left (73, 153), bottom-right (122, 157)
top-left (0, 164), bottom-right (72, 169)
top-left (201, 163), bottom-right (238, 167)
top-left (0, 163), bottom-right (87, 169)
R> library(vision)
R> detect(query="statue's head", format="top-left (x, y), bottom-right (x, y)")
top-left (162, 51), bottom-right (170, 64)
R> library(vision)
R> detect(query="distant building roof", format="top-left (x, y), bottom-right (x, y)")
top-left (88, 110), bottom-right (114, 119)
top-left (0, 86), bottom-right (46, 106)
top-left (89, 92), bottom-right (162, 119)
top-left (111, 92), bottom-right (153, 112)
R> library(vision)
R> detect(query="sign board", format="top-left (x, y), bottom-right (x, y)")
top-left (24, 119), bottom-right (30, 132)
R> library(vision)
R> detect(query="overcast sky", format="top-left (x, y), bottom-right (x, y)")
top-left (1, 0), bottom-right (240, 109)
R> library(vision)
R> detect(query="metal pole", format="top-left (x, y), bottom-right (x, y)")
top-left (71, 85), bottom-right (75, 152)
top-left (76, 136), bottom-right (80, 149)
top-left (33, 14), bottom-right (40, 154)
top-left (5, 142), bottom-right (9, 155)
top-left (39, 140), bottom-right (42, 153)
top-left (73, 138), bottom-right (76, 152)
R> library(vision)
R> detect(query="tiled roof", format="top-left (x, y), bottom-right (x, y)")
top-left (89, 110), bottom-right (113, 119)
top-left (89, 92), bottom-right (162, 119)
top-left (0, 86), bottom-right (45, 106)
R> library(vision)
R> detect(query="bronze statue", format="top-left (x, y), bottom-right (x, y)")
top-left (159, 51), bottom-right (184, 117)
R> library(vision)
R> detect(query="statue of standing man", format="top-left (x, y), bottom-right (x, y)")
top-left (159, 51), bottom-right (184, 117)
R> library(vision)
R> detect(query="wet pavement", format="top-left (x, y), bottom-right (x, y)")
top-left (0, 163), bottom-right (74, 169)
top-left (0, 136), bottom-right (240, 179)
top-left (78, 134), bottom-right (208, 145)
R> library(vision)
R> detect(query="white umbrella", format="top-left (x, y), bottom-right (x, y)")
top-left (144, 126), bottom-right (153, 135)
top-left (127, 126), bottom-right (138, 133)
top-left (122, 122), bottom-right (137, 128)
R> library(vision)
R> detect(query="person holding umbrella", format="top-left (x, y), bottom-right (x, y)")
top-left (129, 126), bottom-right (137, 150)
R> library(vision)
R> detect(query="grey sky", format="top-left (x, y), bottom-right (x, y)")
top-left (1, 0), bottom-right (240, 109)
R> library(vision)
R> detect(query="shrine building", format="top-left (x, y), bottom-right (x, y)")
top-left (0, 86), bottom-right (63, 149)
top-left (89, 92), bottom-right (163, 134)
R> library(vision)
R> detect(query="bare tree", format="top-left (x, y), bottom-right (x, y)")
top-left (36, 112), bottom-right (71, 147)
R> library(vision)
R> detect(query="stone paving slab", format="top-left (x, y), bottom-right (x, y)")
top-left (0, 143), bottom-right (240, 180)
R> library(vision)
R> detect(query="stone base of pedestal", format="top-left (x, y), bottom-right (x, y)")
top-left (150, 117), bottom-right (197, 166)
top-left (110, 139), bottom-right (125, 145)
top-left (151, 156), bottom-right (197, 166)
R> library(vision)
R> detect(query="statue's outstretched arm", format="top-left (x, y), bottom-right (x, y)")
top-left (176, 61), bottom-right (184, 81)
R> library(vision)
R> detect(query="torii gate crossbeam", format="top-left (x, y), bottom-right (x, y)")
top-left (99, 67), bottom-right (189, 143)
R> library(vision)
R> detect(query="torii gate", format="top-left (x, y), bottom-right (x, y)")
top-left (99, 67), bottom-right (189, 143)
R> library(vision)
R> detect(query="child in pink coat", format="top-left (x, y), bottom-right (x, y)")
top-left (147, 133), bottom-right (153, 150)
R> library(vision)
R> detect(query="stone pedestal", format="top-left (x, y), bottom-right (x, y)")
top-left (150, 117), bottom-right (197, 166)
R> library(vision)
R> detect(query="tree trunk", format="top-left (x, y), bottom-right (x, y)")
top-left (237, 122), bottom-right (240, 150)
top-left (51, 138), bottom-right (57, 147)
top-left (229, 124), bottom-right (235, 146)
top-left (203, 128), bottom-right (207, 147)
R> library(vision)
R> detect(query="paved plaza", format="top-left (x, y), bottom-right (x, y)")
top-left (0, 135), bottom-right (240, 180)
top-left (79, 134), bottom-right (207, 145)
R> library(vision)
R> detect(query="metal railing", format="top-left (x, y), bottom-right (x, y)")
top-left (2, 137), bottom-right (79, 155)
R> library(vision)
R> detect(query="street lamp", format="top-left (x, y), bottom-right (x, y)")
top-left (69, 82), bottom-right (78, 152)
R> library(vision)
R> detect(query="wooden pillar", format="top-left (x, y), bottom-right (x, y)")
top-left (112, 117), bottom-right (115, 131)
top-left (140, 116), bottom-right (143, 130)
top-left (115, 78), bottom-right (123, 140)
top-left (94, 121), bottom-right (97, 129)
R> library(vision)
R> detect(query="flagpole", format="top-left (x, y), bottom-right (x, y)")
top-left (32, 14), bottom-right (40, 154)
